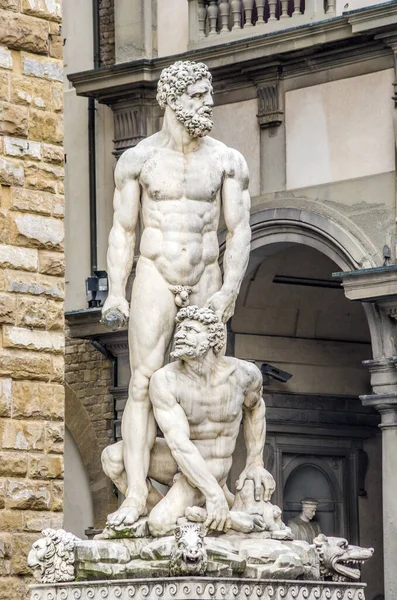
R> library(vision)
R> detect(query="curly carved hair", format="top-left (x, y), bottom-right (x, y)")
top-left (175, 305), bottom-right (225, 355)
top-left (29, 529), bottom-right (78, 584)
top-left (156, 60), bottom-right (212, 109)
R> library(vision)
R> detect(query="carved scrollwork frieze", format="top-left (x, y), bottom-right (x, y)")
top-left (30, 579), bottom-right (367, 600)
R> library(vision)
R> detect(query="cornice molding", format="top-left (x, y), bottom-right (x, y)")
top-left (346, 1), bottom-right (397, 34)
top-left (68, 8), bottom-right (397, 105)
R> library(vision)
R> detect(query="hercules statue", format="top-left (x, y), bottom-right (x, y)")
top-left (101, 61), bottom-right (252, 528)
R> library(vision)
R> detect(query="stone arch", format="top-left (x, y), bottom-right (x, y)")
top-left (220, 205), bottom-right (381, 359)
top-left (220, 206), bottom-right (379, 272)
top-left (65, 383), bottom-right (117, 528)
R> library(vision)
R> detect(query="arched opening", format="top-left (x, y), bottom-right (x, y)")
top-left (283, 462), bottom-right (340, 537)
top-left (227, 222), bottom-right (383, 592)
top-left (65, 384), bottom-right (117, 533)
top-left (233, 242), bottom-right (371, 396)
top-left (64, 426), bottom-right (94, 539)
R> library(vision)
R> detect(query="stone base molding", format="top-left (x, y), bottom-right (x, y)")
top-left (30, 578), bottom-right (366, 600)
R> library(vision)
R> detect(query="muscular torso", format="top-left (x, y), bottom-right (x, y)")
top-left (168, 358), bottom-right (251, 486)
top-left (137, 137), bottom-right (227, 286)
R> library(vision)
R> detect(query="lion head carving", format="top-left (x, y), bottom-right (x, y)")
top-left (27, 528), bottom-right (80, 583)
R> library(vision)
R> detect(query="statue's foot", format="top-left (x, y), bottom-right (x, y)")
top-left (185, 506), bottom-right (207, 523)
top-left (107, 498), bottom-right (146, 529)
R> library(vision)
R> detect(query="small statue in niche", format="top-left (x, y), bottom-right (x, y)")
top-left (287, 497), bottom-right (322, 543)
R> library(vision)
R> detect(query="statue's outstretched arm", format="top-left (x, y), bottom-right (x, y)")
top-left (206, 149), bottom-right (251, 323)
top-left (102, 150), bottom-right (141, 327)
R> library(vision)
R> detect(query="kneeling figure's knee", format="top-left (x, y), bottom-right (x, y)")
top-left (101, 444), bottom-right (123, 479)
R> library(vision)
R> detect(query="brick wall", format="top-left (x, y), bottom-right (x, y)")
top-left (65, 336), bottom-right (117, 526)
top-left (99, 0), bottom-right (115, 66)
top-left (0, 0), bottom-right (64, 597)
top-left (65, 337), bottom-right (114, 455)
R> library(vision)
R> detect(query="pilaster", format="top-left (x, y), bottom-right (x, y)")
top-left (114, 0), bottom-right (157, 63)
top-left (254, 71), bottom-right (286, 194)
top-left (337, 265), bottom-right (397, 600)
top-left (375, 33), bottom-right (397, 260)
top-left (361, 389), bottom-right (397, 600)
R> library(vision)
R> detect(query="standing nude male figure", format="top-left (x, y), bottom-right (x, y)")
top-left (101, 61), bottom-right (251, 527)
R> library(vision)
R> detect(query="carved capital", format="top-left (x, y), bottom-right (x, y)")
top-left (256, 82), bottom-right (283, 129)
top-left (361, 355), bottom-right (397, 427)
top-left (111, 95), bottom-right (158, 158)
top-left (360, 391), bottom-right (397, 429)
top-left (361, 356), bottom-right (397, 398)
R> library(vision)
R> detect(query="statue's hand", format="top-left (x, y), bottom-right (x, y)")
top-left (205, 290), bottom-right (237, 323)
top-left (101, 296), bottom-right (129, 330)
top-left (205, 493), bottom-right (231, 532)
top-left (236, 466), bottom-right (276, 502)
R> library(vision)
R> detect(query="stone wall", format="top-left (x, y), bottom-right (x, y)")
top-left (99, 0), bottom-right (115, 66)
top-left (0, 0), bottom-right (64, 597)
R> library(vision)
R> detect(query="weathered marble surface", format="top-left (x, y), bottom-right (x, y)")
top-left (103, 306), bottom-right (276, 538)
top-left (30, 578), bottom-right (367, 600)
top-left (100, 60), bottom-right (252, 529)
top-left (26, 525), bottom-right (373, 585)
top-left (74, 534), bottom-right (319, 581)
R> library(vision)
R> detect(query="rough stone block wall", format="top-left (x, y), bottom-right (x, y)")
top-left (99, 0), bottom-right (115, 66)
top-left (0, 0), bottom-right (64, 597)
top-left (65, 336), bottom-right (117, 527)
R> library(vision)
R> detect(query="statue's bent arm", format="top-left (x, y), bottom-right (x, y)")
top-left (236, 366), bottom-right (275, 502)
top-left (103, 150), bottom-right (141, 316)
top-left (207, 149), bottom-right (251, 323)
top-left (242, 371), bottom-right (266, 470)
top-left (149, 371), bottom-right (225, 501)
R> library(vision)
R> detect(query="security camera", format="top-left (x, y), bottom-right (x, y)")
top-left (261, 363), bottom-right (293, 385)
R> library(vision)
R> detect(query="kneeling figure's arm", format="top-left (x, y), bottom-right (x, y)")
top-left (149, 370), bottom-right (225, 503)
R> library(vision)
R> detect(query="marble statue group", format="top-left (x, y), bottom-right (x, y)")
top-left (100, 59), bottom-right (275, 534)
top-left (28, 60), bottom-right (374, 592)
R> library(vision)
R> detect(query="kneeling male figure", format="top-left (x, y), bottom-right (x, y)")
top-left (102, 306), bottom-right (275, 536)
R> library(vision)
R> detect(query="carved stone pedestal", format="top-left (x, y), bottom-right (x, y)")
top-left (30, 578), bottom-right (367, 600)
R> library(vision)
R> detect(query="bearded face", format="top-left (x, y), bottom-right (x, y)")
top-left (171, 77), bottom-right (214, 139)
top-left (171, 319), bottom-right (212, 360)
top-left (174, 102), bottom-right (213, 138)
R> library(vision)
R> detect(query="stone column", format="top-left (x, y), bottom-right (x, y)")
top-left (339, 266), bottom-right (397, 600)
top-left (361, 382), bottom-right (397, 600)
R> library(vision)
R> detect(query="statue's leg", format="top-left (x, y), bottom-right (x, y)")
top-left (107, 258), bottom-right (177, 527)
top-left (102, 441), bottom-right (127, 495)
top-left (148, 475), bottom-right (204, 537)
top-left (190, 262), bottom-right (221, 306)
top-left (148, 437), bottom-right (178, 486)
top-left (102, 438), bottom-right (178, 515)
